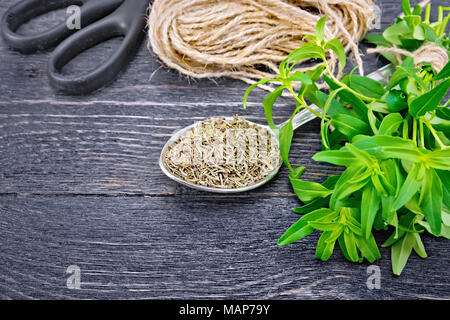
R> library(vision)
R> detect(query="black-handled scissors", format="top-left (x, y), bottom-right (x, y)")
top-left (1, 0), bottom-right (150, 94)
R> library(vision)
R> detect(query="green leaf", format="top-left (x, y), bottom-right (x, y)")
top-left (372, 101), bottom-right (391, 113)
top-left (315, 228), bottom-right (343, 261)
top-left (243, 78), bottom-right (277, 108)
top-left (361, 184), bottom-right (381, 239)
top-left (412, 24), bottom-right (425, 40)
top-left (322, 175), bottom-right (342, 189)
top-left (320, 120), bottom-right (331, 150)
top-left (435, 60), bottom-right (450, 80)
top-left (399, 36), bottom-right (424, 51)
top-left (412, 233), bottom-right (427, 258)
top-left (332, 114), bottom-right (371, 139)
top-left (412, 4), bottom-right (422, 16)
top-left (293, 197), bottom-right (330, 214)
top-left (352, 135), bottom-right (422, 161)
top-left (378, 113), bottom-right (404, 136)
top-left (380, 158), bottom-right (403, 195)
top-left (404, 15), bottom-right (421, 29)
top-left (279, 118), bottom-right (294, 171)
top-left (387, 68), bottom-right (408, 90)
top-left (381, 51), bottom-right (401, 66)
top-left (398, 65), bottom-right (427, 91)
top-left (343, 229), bottom-right (360, 262)
top-left (262, 86), bottom-right (284, 131)
top-left (419, 169), bottom-right (443, 236)
top-left (355, 233), bottom-right (381, 263)
top-left (280, 43), bottom-right (326, 76)
top-left (418, 220), bottom-right (450, 239)
top-left (437, 170), bottom-right (450, 208)
top-left (393, 163), bottom-right (423, 210)
top-left (365, 34), bottom-right (392, 47)
top-left (422, 23), bottom-right (438, 42)
top-left (401, 56), bottom-right (415, 68)
top-left (315, 91), bottom-right (353, 117)
top-left (344, 75), bottom-right (386, 99)
top-left (371, 174), bottom-right (389, 196)
top-left (289, 166), bottom-right (306, 180)
top-left (315, 16), bottom-right (327, 43)
top-left (330, 166), bottom-right (371, 209)
top-left (290, 179), bottom-right (333, 202)
top-left (306, 65), bottom-right (326, 82)
top-left (391, 233), bottom-right (414, 275)
top-left (338, 234), bottom-right (351, 261)
top-left (382, 229), bottom-right (405, 248)
top-left (328, 130), bottom-right (347, 148)
top-left (402, 0), bottom-right (412, 16)
top-left (345, 143), bottom-right (376, 167)
top-left (324, 38), bottom-right (346, 69)
top-left (436, 107), bottom-right (450, 120)
top-left (313, 150), bottom-right (360, 167)
top-left (278, 222), bottom-right (314, 246)
top-left (323, 74), bottom-right (369, 121)
top-left (368, 106), bottom-right (380, 135)
top-left (426, 148), bottom-right (450, 170)
top-left (409, 79), bottom-right (450, 117)
top-left (278, 208), bottom-right (337, 245)
top-left (383, 21), bottom-right (411, 46)
top-left (346, 213), bottom-right (364, 237)
top-left (308, 221), bottom-right (341, 232)
top-left (301, 83), bottom-right (321, 107)
top-left (286, 71), bottom-right (312, 84)
top-left (302, 34), bottom-right (318, 42)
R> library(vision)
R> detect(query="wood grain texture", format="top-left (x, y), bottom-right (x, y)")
top-left (0, 0), bottom-right (448, 299)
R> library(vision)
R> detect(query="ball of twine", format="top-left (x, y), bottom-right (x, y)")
top-left (147, 0), bottom-right (376, 91)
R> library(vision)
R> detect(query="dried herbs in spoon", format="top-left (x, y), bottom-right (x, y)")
top-left (162, 115), bottom-right (280, 189)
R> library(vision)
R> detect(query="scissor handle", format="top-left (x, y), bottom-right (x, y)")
top-left (48, 0), bottom-right (150, 94)
top-left (1, 0), bottom-right (123, 53)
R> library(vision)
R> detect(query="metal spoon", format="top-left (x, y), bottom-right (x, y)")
top-left (159, 64), bottom-right (395, 193)
top-left (159, 105), bottom-right (321, 193)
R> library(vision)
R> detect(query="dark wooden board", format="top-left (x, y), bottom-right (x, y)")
top-left (0, 0), bottom-right (449, 299)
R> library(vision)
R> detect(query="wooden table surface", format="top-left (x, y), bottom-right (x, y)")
top-left (0, 0), bottom-right (449, 300)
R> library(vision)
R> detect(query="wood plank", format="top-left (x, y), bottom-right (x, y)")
top-left (1, 195), bottom-right (449, 299)
top-left (0, 0), bottom-right (448, 300)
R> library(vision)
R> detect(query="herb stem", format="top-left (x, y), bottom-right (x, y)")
top-left (419, 118), bottom-right (425, 148)
top-left (324, 63), bottom-right (384, 103)
top-left (368, 104), bottom-right (379, 135)
top-left (402, 118), bottom-right (409, 139)
top-left (286, 84), bottom-right (323, 119)
top-left (412, 118), bottom-right (417, 146)
top-left (423, 117), bottom-right (447, 149)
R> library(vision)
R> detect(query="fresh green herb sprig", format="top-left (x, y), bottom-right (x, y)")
top-left (243, 3), bottom-right (450, 275)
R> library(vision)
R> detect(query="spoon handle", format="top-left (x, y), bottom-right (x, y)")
top-left (291, 104), bottom-right (322, 131)
top-left (276, 103), bottom-right (321, 132)
top-left (284, 64), bottom-right (396, 131)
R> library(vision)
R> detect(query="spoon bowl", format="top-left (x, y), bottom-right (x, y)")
top-left (159, 106), bottom-right (320, 193)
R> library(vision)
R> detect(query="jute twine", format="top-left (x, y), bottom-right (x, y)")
top-left (148, 0), bottom-right (376, 91)
top-left (367, 43), bottom-right (449, 73)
